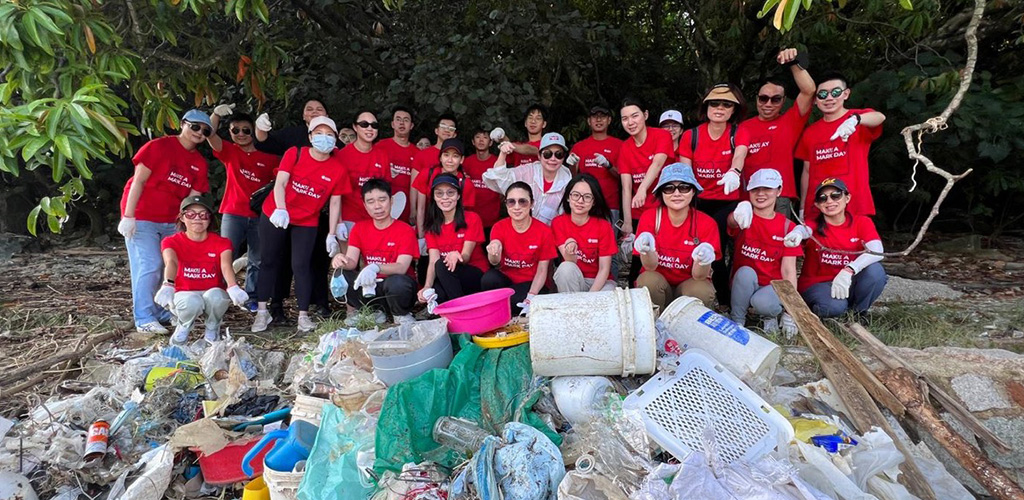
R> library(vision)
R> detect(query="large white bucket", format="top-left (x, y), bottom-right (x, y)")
top-left (263, 461), bottom-right (305, 500)
top-left (529, 288), bottom-right (657, 377)
top-left (658, 296), bottom-right (780, 383)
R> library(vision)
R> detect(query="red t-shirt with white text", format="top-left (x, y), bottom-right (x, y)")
top-left (462, 154), bottom-right (501, 227)
top-left (551, 214), bottom-right (617, 279)
top-left (121, 136), bottom-right (210, 223)
top-left (570, 136), bottom-right (624, 210)
top-left (677, 124), bottom-right (751, 201)
top-left (412, 145), bottom-right (440, 174)
top-left (489, 217), bottom-right (557, 284)
top-left (337, 143), bottom-right (388, 223)
top-left (425, 211), bottom-right (489, 273)
top-left (411, 166), bottom-right (478, 208)
top-left (729, 212), bottom-right (803, 285)
top-left (738, 105), bottom-right (809, 199)
top-left (161, 232), bottom-right (232, 291)
top-left (509, 139), bottom-right (542, 168)
top-left (798, 214), bottom-right (881, 292)
top-left (619, 128), bottom-right (675, 220)
top-left (377, 138), bottom-right (417, 221)
top-left (261, 147), bottom-right (352, 227)
top-left (795, 109), bottom-right (882, 218)
top-left (633, 208), bottom-right (721, 286)
top-left (213, 142), bottom-right (280, 217)
top-left (347, 219), bottom-right (419, 278)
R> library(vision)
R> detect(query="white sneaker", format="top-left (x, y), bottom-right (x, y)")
top-left (297, 315), bottom-right (317, 333)
top-left (251, 310), bottom-right (272, 333)
top-left (762, 317), bottom-right (780, 335)
top-left (394, 314), bottom-right (415, 326)
top-left (204, 327), bottom-right (220, 343)
top-left (170, 326), bottom-right (189, 345)
top-left (781, 313), bottom-right (798, 339)
top-left (137, 321), bottom-right (169, 335)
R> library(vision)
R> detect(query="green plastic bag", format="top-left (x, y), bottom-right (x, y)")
top-left (298, 403), bottom-right (376, 500)
top-left (373, 336), bottom-right (560, 475)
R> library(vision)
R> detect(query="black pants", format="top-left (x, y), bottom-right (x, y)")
top-left (344, 270), bottom-right (418, 316)
top-left (480, 268), bottom-right (547, 315)
top-left (627, 219), bottom-right (642, 286)
top-left (310, 212), bottom-right (331, 310)
top-left (257, 216), bottom-right (319, 311)
top-left (433, 260), bottom-right (484, 303)
top-left (695, 198), bottom-right (738, 306)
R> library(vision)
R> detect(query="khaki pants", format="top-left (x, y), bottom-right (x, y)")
top-left (553, 261), bottom-right (618, 293)
top-left (173, 288), bottom-right (231, 334)
top-left (636, 271), bottom-right (715, 311)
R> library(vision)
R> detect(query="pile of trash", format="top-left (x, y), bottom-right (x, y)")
top-left (0, 288), bottom-right (987, 499)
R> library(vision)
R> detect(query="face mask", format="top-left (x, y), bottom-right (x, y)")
top-left (311, 134), bottom-right (337, 153)
top-left (330, 270), bottom-right (348, 299)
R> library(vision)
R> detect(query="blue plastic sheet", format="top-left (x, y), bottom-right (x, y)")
top-left (297, 403), bottom-right (376, 500)
top-left (450, 422), bottom-right (565, 500)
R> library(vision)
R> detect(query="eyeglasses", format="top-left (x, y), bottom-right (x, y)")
top-left (185, 121), bottom-right (212, 137)
top-left (757, 94), bottom-right (784, 104)
top-left (661, 123), bottom-right (682, 130)
top-left (183, 210), bottom-right (211, 220)
top-left (815, 87), bottom-right (846, 100)
top-left (393, 117), bottom-right (411, 123)
top-left (541, 150), bottom-right (565, 160)
top-left (815, 191), bottom-right (846, 203)
top-left (230, 127), bottom-right (252, 135)
top-left (505, 197), bottom-right (530, 208)
top-left (434, 188), bottom-right (459, 199)
top-left (660, 183), bottom-right (695, 194)
top-left (707, 101), bottom-right (735, 109)
top-left (568, 192), bottom-right (594, 203)
top-left (355, 121), bottom-right (379, 129)
top-left (438, 124), bottom-right (457, 132)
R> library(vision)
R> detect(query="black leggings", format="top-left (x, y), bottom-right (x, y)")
top-left (480, 268), bottom-right (547, 315)
top-left (433, 259), bottom-right (484, 303)
top-left (344, 270), bottom-right (418, 316)
top-left (695, 198), bottom-right (738, 305)
top-left (257, 215), bottom-right (319, 311)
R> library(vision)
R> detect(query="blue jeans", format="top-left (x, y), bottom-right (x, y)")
top-left (220, 213), bottom-right (261, 296)
top-left (801, 263), bottom-right (888, 318)
top-left (126, 221), bottom-right (176, 325)
top-left (730, 266), bottom-right (783, 324)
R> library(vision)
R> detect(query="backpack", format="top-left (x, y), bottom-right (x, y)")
top-left (689, 124), bottom-right (737, 154)
top-left (248, 146), bottom-right (303, 214)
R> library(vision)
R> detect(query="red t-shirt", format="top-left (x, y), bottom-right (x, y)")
top-left (677, 124), bottom-right (752, 201)
top-left (161, 232), bottom-right (232, 292)
top-left (489, 217), bottom-right (557, 284)
top-left (619, 128), bottom-right (675, 220)
top-left (120, 136), bottom-right (210, 223)
top-left (377, 138), bottom-right (417, 221)
top-left (336, 143), bottom-right (388, 223)
top-left (411, 166), bottom-right (478, 208)
top-left (261, 147), bottom-right (352, 227)
top-left (729, 213), bottom-right (803, 286)
top-left (412, 145), bottom-right (440, 174)
top-left (462, 154), bottom-right (501, 227)
top-left (347, 219), bottom-right (419, 278)
top-left (798, 215), bottom-right (881, 292)
top-left (739, 105), bottom-right (809, 199)
top-left (633, 208), bottom-right (721, 286)
top-left (509, 139), bottom-right (542, 168)
top-left (213, 142), bottom-right (280, 218)
top-left (570, 136), bottom-right (624, 210)
top-left (795, 109), bottom-right (882, 219)
top-left (551, 214), bottom-right (617, 279)
top-left (425, 211), bottom-right (489, 273)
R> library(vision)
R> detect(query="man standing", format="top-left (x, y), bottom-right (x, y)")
top-left (569, 105), bottom-right (623, 225)
top-left (377, 106), bottom-right (417, 222)
top-left (462, 129), bottom-right (501, 231)
top-left (411, 113), bottom-right (458, 232)
top-left (253, 99), bottom-right (327, 155)
top-left (505, 104), bottom-right (546, 167)
top-left (739, 48), bottom-right (815, 219)
top-left (658, 109), bottom-right (684, 161)
top-left (796, 71), bottom-right (886, 220)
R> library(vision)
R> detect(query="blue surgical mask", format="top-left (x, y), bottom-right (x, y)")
top-left (330, 270), bottom-right (348, 299)
top-left (311, 134), bottom-right (337, 153)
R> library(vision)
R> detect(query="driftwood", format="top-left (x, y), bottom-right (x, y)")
top-left (0, 329), bottom-right (122, 389)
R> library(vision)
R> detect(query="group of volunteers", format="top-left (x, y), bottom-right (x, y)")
top-left (117, 47), bottom-right (890, 344)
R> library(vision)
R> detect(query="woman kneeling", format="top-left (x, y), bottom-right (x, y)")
top-left (419, 173), bottom-right (489, 305)
top-left (552, 174), bottom-right (618, 293)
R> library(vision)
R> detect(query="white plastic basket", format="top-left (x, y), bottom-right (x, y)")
top-left (623, 349), bottom-right (793, 465)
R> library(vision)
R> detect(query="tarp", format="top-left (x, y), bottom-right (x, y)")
top-left (374, 336), bottom-right (560, 474)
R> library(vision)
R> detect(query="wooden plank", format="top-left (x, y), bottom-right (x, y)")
top-left (844, 322), bottom-right (1011, 453)
top-left (771, 280), bottom-right (936, 500)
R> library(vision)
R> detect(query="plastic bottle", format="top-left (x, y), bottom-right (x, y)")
top-left (432, 417), bottom-right (491, 455)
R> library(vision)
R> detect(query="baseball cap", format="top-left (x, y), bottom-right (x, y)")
top-left (814, 177), bottom-right (850, 196)
top-left (747, 168), bottom-right (783, 190)
top-left (181, 109), bottom-right (212, 129)
top-left (703, 83), bottom-right (740, 104)
top-left (589, 104), bottom-right (612, 116)
top-left (658, 110), bottom-right (683, 125)
top-left (180, 195), bottom-right (213, 213)
top-left (431, 173), bottom-right (462, 191)
top-left (440, 138), bottom-right (464, 155)
top-left (539, 132), bottom-right (566, 151)
top-left (308, 116), bottom-right (338, 133)
top-left (655, 163), bottom-right (704, 194)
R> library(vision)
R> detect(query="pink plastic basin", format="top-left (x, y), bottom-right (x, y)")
top-left (432, 288), bottom-right (515, 334)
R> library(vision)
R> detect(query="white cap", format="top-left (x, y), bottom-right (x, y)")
top-left (747, 168), bottom-right (783, 190)
top-left (308, 116), bottom-right (338, 133)
top-left (659, 110), bottom-right (683, 125)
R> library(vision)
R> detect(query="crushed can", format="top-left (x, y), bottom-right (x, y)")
top-left (84, 420), bottom-right (110, 462)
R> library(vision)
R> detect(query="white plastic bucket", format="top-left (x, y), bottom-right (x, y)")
top-left (550, 376), bottom-right (614, 427)
top-left (291, 395), bottom-right (328, 426)
top-left (529, 288), bottom-right (657, 377)
top-left (658, 296), bottom-right (780, 382)
top-left (263, 460), bottom-right (305, 500)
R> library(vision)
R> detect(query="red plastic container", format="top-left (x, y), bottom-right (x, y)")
top-left (193, 438), bottom-right (271, 485)
top-left (432, 288), bottom-right (515, 334)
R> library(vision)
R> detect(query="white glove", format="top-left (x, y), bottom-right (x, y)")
top-left (830, 115), bottom-right (859, 142)
top-left (498, 141), bottom-right (515, 155)
top-left (633, 232), bottom-right (656, 254)
top-left (784, 225), bottom-right (812, 247)
top-left (154, 284), bottom-right (175, 309)
top-left (516, 293), bottom-right (536, 316)
top-left (733, 201), bottom-right (753, 229)
top-left (269, 209), bottom-right (290, 228)
top-left (336, 222), bottom-right (351, 241)
top-left (118, 217), bottom-right (136, 239)
top-left (227, 285), bottom-right (249, 307)
top-left (781, 312), bottom-right (798, 338)
top-left (391, 192), bottom-right (407, 220)
top-left (326, 235), bottom-right (341, 256)
top-left (255, 113), bottom-right (273, 132)
top-left (355, 264), bottom-right (380, 290)
top-left (717, 169), bottom-right (741, 195)
top-left (422, 288), bottom-right (439, 314)
top-left (489, 127), bottom-right (505, 142)
top-left (213, 104), bottom-right (235, 117)
top-left (593, 153), bottom-right (610, 168)
top-left (419, 238), bottom-right (428, 256)
top-left (831, 270), bottom-right (852, 300)
top-left (619, 233), bottom-right (636, 262)
top-left (691, 242), bottom-right (716, 266)
top-left (564, 153), bottom-right (580, 168)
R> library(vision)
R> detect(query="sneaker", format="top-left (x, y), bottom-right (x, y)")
top-left (232, 255), bottom-right (248, 274)
top-left (251, 310), bottom-right (272, 333)
top-left (136, 321), bottom-right (169, 335)
top-left (297, 315), bottom-right (317, 333)
top-left (762, 317), bottom-right (780, 335)
top-left (170, 326), bottom-right (189, 345)
top-left (204, 327), bottom-right (220, 343)
top-left (394, 314), bottom-right (416, 326)
top-left (245, 300), bottom-right (258, 313)
top-left (781, 313), bottom-right (798, 339)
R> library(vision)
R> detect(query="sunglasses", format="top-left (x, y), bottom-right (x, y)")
top-left (568, 192), bottom-right (593, 203)
top-left (183, 210), bottom-right (211, 220)
top-left (660, 183), bottom-right (695, 194)
top-left (707, 100), bottom-right (735, 109)
top-left (757, 94), bottom-right (784, 104)
top-left (541, 150), bottom-right (565, 160)
top-left (815, 87), bottom-right (846, 100)
top-left (230, 127), bottom-right (252, 135)
top-left (185, 121), bottom-right (212, 137)
top-left (355, 121), bottom-right (379, 129)
top-left (505, 197), bottom-right (531, 208)
top-left (815, 191), bottom-right (846, 203)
